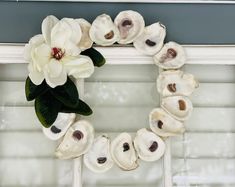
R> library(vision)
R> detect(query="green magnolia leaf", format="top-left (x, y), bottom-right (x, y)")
top-left (60, 99), bottom-right (92, 116)
top-left (35, 92), bottom-right (62, 128)
top-left (25, 77), bottom-right (49, 101)
top-left (81, 47), bottom-right (106, 67)
top-left (50, 77), bottom-right (79, 107)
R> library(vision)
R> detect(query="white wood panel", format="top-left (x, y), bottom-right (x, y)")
top-left (173, 159), bottom-right (235, 185)
top-left (87, 64), bottom-right (158, 82)
top-left (0, 81), bottom-right (31, 106)
top-left (83, 160), bottom-right (163, 186)
top-left (0, 107), bottom-right (40, 130)
top-left (0, 132), bottom-right (56, 157)
top-left (171, 133), bottom-right (235, 158)
top-left (0, 63), bottom-right (27, 81)
top-left (85, 106), bottom-right (152, 132)
top-left (184, 133), bottom-right (235, 158)
top-left (183, 64), bottom-right (235, 83)
top-left (0, 158), bottom-right (73, 186)
top-left (191, 83), bottom-right (235, 107)
top-left (185, 108), bottom-right (235, 132)
top-left (171, 136), bottom-right (184, 158)
top-left (85, 82), bottom-right (159, 107)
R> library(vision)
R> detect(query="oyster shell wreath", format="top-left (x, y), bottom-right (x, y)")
top-left (24, 10), bottom-right (198, 173)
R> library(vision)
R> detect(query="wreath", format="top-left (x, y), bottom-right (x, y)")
top-left (24, 10), bottom-right (198, 173)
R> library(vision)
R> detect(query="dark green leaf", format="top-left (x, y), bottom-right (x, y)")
top-left (35, 92), bottom-right (62, 128)
top-left (81, 47), bottom-right (106, 67)
top-left (50, 77), bottom-right (79, 107)
top-left (25, 77), bottom-right (49, 101)
top-left (60, 99), bottom-right (92, 116)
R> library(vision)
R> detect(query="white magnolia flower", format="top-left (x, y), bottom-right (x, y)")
top-left (24, 15), bottom-right (94, 88)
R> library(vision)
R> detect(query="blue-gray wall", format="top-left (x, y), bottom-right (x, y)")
top-left (0, 1), bottom-right (235, 44)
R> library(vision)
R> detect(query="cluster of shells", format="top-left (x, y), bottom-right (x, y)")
top-left (42, 10), bottom-right (199, 173)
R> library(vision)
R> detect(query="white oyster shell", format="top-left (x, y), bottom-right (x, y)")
top-left (134, 128), bottom-right (165, 162)
top-left (55, 120), bottom-right (94, 159)
top-left (161, 96), bottom-right (193, 121)
top-left (89, 14), bottom-right (120, 46)
top-left (84, 135), bottom-right (113, 173)
top-left (114, 10), bottom-right (145, 44)
top-left (149, 108), bottom-right (185, 137)
top-left (134, 22), bottom-right (166, 55)
top-left (43, 113), bottom-right (76, 140)
top-left (153, 41), bottom-right (186, 69)
top-left (76, 18), bottom-right (93, 51)
top-left (157, 70), bottom-right (199, 97)
top-left (110, 133), bottom-right (138, 171)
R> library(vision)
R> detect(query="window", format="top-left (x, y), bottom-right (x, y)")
top-left (0, 45), bottom-right (234, 187)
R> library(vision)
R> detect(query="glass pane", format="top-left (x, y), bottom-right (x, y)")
top-left (172, 64), bottom-right (235, 187)
top-left (0, 63), bottom-right (73, 187)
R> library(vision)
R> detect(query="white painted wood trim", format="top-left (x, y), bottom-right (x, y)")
top-left (164, 138), bottom-right (173, 187)
top-left (1, 44), bottom-right (235, 65)
top-left (73, 79), bottom-right (85, 187)
top-left (21, 0), bottom-right (235, 4)
top-left (73, 157), bottom-right (83, 187)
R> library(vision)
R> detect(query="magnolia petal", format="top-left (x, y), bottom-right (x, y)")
top-left (51, 21), bottom-right (72, 49)
top-left (28, 63), bottom-right (44, 85)
top-left (47, 59), bottom-right (64, 78)
top-left (42, 15), bottom-right (59, 44)
top-left (64, 41), bottom-right (81, 57)
top-left (24, 34), bottom-right (45, 62)
top-left (29, 34), bottom-right (45, 46)
top-left (64, 55), bottom-right (94, 79)
top-left (61, 18), bottom-right (82, 45)
top-left (24, 44), bottom-right (32, 61)
top-left (44, 64), bottom-right (67, 88)
top-left (76, 18), bottom-right (93, 51)
top-left (31, 43), bottom-right (51, 71)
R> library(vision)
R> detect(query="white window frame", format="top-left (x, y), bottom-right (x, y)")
top-left (0, 44), bottom-right (235, 187)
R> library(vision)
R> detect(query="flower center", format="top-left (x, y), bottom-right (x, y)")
top-left (51, 47), bottom-right (65, 60)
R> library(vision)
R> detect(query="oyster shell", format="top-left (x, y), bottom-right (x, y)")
top-left (134, 128), bottom-right (165, 161)
top-left (157, 70), bottom-right (199, 97)
top-left (89, 14), bottom-right (120, 46)
top-left (153, 41), bottom-right (186, 70)
top-left (84, 135), bottom-right (113, 173)
top-left (161, 96), bottom-right (193, 121)
top-left (110, 133), bottom-right (138, 171)
top-left (55, 120), bottom-right (94, 159)
top-left (43, 113), bottom-right (76, 140)
top-left (133, 22), bottom-right (166, 55)
top-left (76, 18), bottom-right (93, 51)
top-left (114, 10), bottom-right (145, 44)
top-left (149, 108), bottom-right (185, 137)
